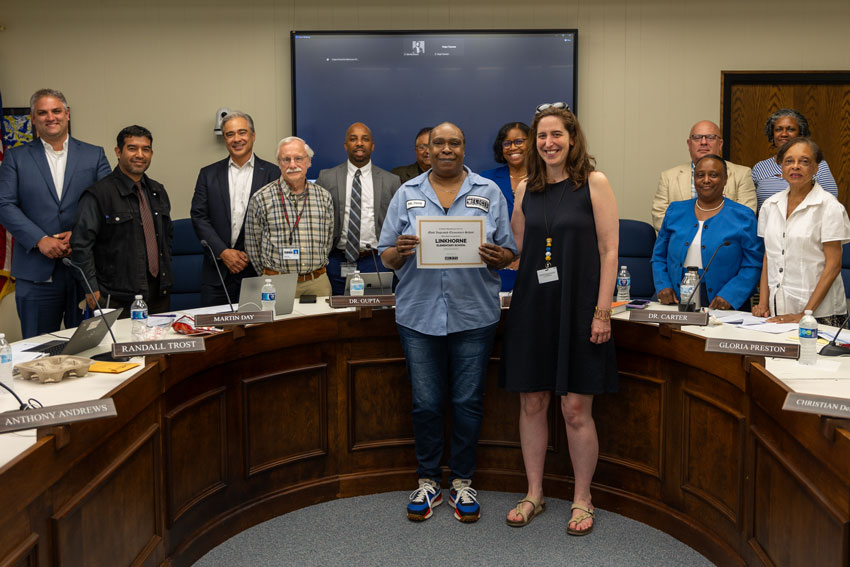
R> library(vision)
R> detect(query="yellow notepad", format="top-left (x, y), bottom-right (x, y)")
top-left (88, 361), bottom-right (141, 374)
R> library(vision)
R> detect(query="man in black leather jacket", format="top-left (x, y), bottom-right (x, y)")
top-left (71, 125), bottom-right (173, 316)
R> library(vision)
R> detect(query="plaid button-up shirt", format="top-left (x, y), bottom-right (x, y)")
top-left (245, 179), bottom-right (334, 275)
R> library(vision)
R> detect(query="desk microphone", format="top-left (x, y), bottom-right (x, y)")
top-left (680, 241), bottom-right (731, 312)
top-left (364, 244), bottom-right (388, 294)
top-left (819, 311), bottom-right (850, 357)
top-left (200, 240), bottom-right (235, 312)
top-left (62, 258), bottom-right (128, 362)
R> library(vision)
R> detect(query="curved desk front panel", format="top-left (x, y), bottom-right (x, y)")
top-left (0, 310), bottom-right (847, 567)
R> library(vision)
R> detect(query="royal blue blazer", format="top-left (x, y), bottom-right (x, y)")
top-left (651, 198), bottom-right (763, 309)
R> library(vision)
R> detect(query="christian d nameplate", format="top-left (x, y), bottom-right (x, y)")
top-left (112, 337), bottom-right (206, 357)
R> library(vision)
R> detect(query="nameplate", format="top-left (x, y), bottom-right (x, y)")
top-left (195, 311), bottom-right (275, 326)
top-left (112, 337), bottom-right (206, 357)
top-left (628, 310), bottom-right (709, 326)
top-left (329, 295), bottom-right (396, 308)
top-left (705, 338), bottom-right (799, 359)
top-left (0, 398), bottom-right (117, 434)
top-left (783, 392), bottom-right (850, 420)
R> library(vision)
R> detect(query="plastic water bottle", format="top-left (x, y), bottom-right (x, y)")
top-left (678, 266), bottom-right (700, 311)
top-left (130, 295), bottom-right (148, 341)
top-left (261, 278), bottom-right (276, 312)
top-left (616, 266), bottom-right (631, 301)
top-left (350, 270), bottom-right (365, 297)
top-left (0, 333), bottom-right (12, 390)
top-left (798, 310), bottom-right (818, 365)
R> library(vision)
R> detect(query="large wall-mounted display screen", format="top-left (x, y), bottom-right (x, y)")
top-left (291, 30), bottom-right (577, 176)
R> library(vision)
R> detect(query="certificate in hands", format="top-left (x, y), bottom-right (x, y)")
top-left (416, 216), bottom-right (485, 269)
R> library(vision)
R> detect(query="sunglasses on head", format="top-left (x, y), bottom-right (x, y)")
top-left (535, 102), bottom-right (571, 114)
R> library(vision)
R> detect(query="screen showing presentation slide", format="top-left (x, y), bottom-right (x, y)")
top-left (291, 30), bottom-right (577, 176)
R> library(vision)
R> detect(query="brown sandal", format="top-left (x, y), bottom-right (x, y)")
top-left (506, 497), bottom-right (546, 527)
top-left (567, 503), bottom-right (595, 536)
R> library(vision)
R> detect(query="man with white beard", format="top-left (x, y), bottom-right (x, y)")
top-left (244, 136), bottom-right (334, 297)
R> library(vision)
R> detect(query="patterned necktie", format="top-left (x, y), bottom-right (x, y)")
top-left (135, 183), bottom-right (160, 277)
top-left (345, 169), bottom-right (362, 263)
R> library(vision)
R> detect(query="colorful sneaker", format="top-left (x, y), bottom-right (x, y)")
top-left (407, 479), bottom-right (442, 521)
top-left (449, 478), bottom-right (480, 523)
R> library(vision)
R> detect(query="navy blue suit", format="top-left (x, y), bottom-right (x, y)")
top-left (0, 137), bottom-right (111, 337)
top-left (190, 155), bottom-right (280, 306)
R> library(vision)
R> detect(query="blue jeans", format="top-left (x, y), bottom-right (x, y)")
top-left (397, 322), bottom-right (498, 482)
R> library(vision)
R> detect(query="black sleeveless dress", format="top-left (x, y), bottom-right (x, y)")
top-left (499, 179), bottom-right (618, 395)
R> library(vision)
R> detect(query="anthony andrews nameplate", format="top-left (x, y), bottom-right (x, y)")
top-left (705, 337), bottom-right (800, 359)
top-left (195, 311), bottom-right (274, 326)
top-left (628, 309), bottom-right (709, 326)
top-left (0, 398), bottom-right (117, 434)
top-left (112, 336), bottom-right (206, 357)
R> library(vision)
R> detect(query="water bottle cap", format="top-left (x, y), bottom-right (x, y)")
top-left (0, 333), bottom-right (4, 339)
top-left (265, 278), bottom-right (272, 283)
top-left (135, 294), bottom-right (142, 299)
top-left (804, 310), bottom-right (813, 315)
top-left (620, 265), bottom-right (626, 269)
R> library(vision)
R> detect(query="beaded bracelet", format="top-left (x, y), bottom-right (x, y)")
top-left (593, 306), bottom-right (612, 321)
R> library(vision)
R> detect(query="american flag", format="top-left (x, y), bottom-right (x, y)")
top-left (0, 88), bottom-right (15, 302)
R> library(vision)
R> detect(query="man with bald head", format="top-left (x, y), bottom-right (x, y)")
top-left (652, 120), bottom-right (756, 231)
top-left (316, 122), bottom-right (401, 295)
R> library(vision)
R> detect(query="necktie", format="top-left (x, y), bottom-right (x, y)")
top-left (345, 169), bottom-right (362, 263)
top-left (135, 183), bottom-right (160, 277)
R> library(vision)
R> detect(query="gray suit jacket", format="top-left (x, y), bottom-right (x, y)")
top-left (316, 161), bottom-right (401, 248)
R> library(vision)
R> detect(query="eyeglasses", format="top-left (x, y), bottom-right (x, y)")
top-left (689, 134), bottom-right (720, 142)
top-left (501, 138), bottom-right (526, 149)
top-left (536, 102), bottom-right (571, 114)
top-left (415, 144), bottom-right (428, 151)
top-left (280, 156), bottom-right (308, 165)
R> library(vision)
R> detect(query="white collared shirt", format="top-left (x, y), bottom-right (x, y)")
top-left (337, 160), bottom-right (376, 251)
top-left (228, 153), bottom-right (255, 247)
top-left (758, 182), bottom-right (850, 318)
top-left (42, 136), bottom-right (69, 199)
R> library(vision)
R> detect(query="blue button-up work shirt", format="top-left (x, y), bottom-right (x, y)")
top-left (378, 168), bottom-right (517, 336)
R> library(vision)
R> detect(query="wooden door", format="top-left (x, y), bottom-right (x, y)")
top-left (721, 71), bottom-right (850, 210)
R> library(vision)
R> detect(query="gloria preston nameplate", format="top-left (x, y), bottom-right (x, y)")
top-left (0, 398), bottom-right (117, 434)
top-left (195, 311), bottom-right (274, 326)
top-left (628, 309), bottom-right (709, 326)
top-left (112, 336), bottom-right (206, 357)
top-left (705, 337), bottom-right (800, 359)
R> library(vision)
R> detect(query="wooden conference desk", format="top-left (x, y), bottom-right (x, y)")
top-left (0, 304), bottom-right (847, 567)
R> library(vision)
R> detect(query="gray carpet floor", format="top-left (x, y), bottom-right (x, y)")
top-left (193, 490), bottom-right (714, 566)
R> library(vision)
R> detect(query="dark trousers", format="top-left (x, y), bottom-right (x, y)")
top-left (397, 322), bottom-right (499, 483)
top-left (15, 262), bottom-right (84, 339)
top-left (326, 248), bottom-right (393, 295)
top-left (200, 265), bottom-right (256, 307)
top-left (108, 273), bottom-right (170, 318)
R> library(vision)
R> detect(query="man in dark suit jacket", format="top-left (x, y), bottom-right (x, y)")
top-left (316, 122), bottom-right (401, 295)
top-left (190, 112), bottom-right (281, 306)
top-left (391, 126), bottom-right (432, 183)
top-left (0, 88), bottom-right (111, 338)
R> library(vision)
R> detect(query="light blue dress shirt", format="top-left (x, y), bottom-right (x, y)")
top-left (378, 167), bottom-right (517, 336)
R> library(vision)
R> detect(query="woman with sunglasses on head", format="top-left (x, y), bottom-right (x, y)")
top-left (481, 122), bottom-right (530, 291)
top-left (752, 109), bottom-right (838, 213)
top-left (499, 103), bottom-right (619, 536)
top-left (752, 137), bottom-right (850, 327)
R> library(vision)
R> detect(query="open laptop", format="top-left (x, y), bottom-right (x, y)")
top-left (24, 308), bottom-right (123, 356)
top-left (237, 274), bottom-right (298, 316)
top-left (344, 272), bottom-right (394, 296)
